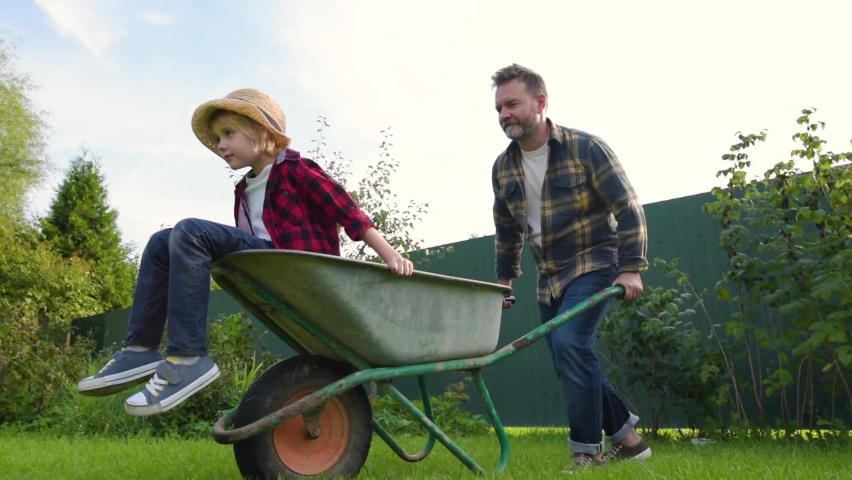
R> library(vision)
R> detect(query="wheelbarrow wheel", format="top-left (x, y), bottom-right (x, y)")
top-left (232, 354), bottom-right (373, 480)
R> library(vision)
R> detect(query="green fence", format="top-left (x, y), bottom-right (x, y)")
top-left (70, 191), bottom-right (846, 428)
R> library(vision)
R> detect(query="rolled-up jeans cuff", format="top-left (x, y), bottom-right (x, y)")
top-left (606, 412), bottom-right (640, 445)
top-left (568, 438), bottom-right (606, 455)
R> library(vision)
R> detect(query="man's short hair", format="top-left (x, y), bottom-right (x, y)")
top-left (491, 63), bottom-right (548, 98)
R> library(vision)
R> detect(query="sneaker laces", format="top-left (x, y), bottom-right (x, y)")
top-left (603, 444), bottom-right (623, 460)
top-left (97, 359), bottom-right (116, 374)
top-left (144, 373), bottom-right (168, 397)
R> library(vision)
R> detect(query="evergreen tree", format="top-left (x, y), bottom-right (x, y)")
top-left (40, 148), bottom-right (138, 311)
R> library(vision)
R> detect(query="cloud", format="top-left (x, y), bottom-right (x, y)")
top-left (33, 0), bottom-right (127, 59)
top-left (137, 11), bottom-right (173, 26)
top-left (33, 2), bottom-right (174, 60)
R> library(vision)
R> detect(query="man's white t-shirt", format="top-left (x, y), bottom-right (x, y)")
top-left (521, 142), bottom-right (549, 248)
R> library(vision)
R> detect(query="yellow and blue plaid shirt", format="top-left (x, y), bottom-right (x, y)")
top-left (492, 119), bottom-right (648, 305)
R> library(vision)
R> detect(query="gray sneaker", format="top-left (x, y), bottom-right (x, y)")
top-left (124, 355), bottom-right (220, 417)
top-left (77, 348), bottom-right (164, 397)
top-left (561, 453), bottom-right (605, 473)
top-left (603, 437), bottom-right (652, 461)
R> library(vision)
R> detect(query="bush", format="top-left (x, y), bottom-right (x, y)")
top-left (702, 108), bottom-right (852, 434)
top-left (372, 375), bottom-right (491, 437)
top-left (0, 222), bottom-right (102, 427)
top-left (5, 312), bottom-right (273, 438)
top-left (598, 258), bottom-right (728, 436)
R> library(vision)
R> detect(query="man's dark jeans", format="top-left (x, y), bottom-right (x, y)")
top-left (538, 264), bottom-right (640, 455)
top-left (124, 218), bottom-right (274, 356)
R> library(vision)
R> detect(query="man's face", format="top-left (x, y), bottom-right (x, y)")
top-left (495, 79), bottom-right (542, 143)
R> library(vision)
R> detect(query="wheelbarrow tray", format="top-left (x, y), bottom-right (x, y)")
top-left (210, 250), bottom-right (511, 367)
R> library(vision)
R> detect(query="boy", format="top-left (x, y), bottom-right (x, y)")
top-left (76, 88), bottom-right (414, 417)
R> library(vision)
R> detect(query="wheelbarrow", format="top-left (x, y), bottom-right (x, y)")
top-left (209, 250), bottom-right (624, 479)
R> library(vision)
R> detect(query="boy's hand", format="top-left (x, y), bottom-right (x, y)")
top-left (385, 253), bottom-right (414, 276)
top-left (358, 228), bottom-right (414, 276)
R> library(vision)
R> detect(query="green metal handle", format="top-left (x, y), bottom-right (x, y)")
top-left (506, 284), bottom-right (624, 350)
top-left (608, 284), bottom-right (626, 298)
top-left (503, 285), bottom-right (623, 307)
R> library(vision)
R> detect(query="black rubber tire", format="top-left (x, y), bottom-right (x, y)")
top-left (232, 354), bottom-right (373, 480)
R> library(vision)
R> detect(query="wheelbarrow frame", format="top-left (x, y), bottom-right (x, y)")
top-left (211, 263), bottom-right (625, 475)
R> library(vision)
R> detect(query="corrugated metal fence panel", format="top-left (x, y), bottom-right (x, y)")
top-left (71, 313), bottom-right (107, 351)
top-left (397, 192), bottom-right (739, 428)
top-left (207, 289), bottom-right (300, 359)
top-left (69, 191), bottom-right (845, 427)
top-left (408, 235), bottom-right (566, 427)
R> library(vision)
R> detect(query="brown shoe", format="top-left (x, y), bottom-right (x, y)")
top-left (603, 437), bottom-right (652, 461)
top-left (561, 453), bottom-right (605, 473)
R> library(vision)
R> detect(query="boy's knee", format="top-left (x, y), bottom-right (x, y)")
top-left (172, 218), bottom-right (206, 236)
top-left (165, 218), bottom-right (207, 250)
top-left (148, 228), bottom-right (172, 248)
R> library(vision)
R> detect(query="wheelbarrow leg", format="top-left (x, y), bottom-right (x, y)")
top-left (376, 369), bottom-right (511, 474)
top-left (471, 368), bottom-right (510, 473)
top-left (379, 381), bottom-right (486, 474)
top-left (372, 375), bottom-right (437, 462)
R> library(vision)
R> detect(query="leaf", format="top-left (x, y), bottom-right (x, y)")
top-left (836, 346), bottom-right (852, 367)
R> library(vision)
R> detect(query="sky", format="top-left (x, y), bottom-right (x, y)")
top-left (3, 0), bottom-right (851, 256)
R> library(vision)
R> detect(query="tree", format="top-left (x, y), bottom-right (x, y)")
top-left (305, 116), bottom-right (450, 265)
top-left (0, 37), bottom-right (103, 426)
top-left (40, 148), bottom-right (138, 311)
top-left (0, 36), bottom-right (51, 224)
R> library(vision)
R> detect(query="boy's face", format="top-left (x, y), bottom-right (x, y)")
top-left (209, 116), bottom-right (265, 171)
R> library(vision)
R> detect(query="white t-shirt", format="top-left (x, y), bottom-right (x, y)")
top-left (243, 164), bottom-right (273, 242)
top-left (521, 142), bottom-right (549, 248)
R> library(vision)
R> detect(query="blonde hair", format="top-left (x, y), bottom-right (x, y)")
top-left (208, 110), bottom-right (286, 156)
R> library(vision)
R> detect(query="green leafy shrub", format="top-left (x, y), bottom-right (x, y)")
top-left (372, 375), bottom-right (490, 437)
top-left (0, 222), bottom-right (102, 427)
top-left (598, 260), bottom-right (728, 436)
top-left (600, 109), bottom-right (852, 443)
top-left (8, 312), bottom-right (273, 438)
top-left (702, 108), bottom-right (852, 433)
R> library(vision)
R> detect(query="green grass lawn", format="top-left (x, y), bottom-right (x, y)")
top-left (1, 428), bottom-right (849, 479)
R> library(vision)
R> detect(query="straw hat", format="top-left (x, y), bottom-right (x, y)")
top-left (191, 88), bottom-right (291, 156)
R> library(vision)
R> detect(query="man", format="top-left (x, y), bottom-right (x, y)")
top-left (490, 63), bottom-right (651, 471)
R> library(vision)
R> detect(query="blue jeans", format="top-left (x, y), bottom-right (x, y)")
top-left (124, 218), bottom-right (274, 356)
top-left (539, 264), bottom-right (639, 455)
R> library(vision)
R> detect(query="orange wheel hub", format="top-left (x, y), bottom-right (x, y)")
top-left (273, 388), bottom-right (350, 475)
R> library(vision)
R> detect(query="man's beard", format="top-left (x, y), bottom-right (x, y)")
top-left (501, 113), bottom-right (536, 142)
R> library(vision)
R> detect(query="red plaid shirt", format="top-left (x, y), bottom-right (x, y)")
top-left (233, 149), bottom-right (374, 256)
